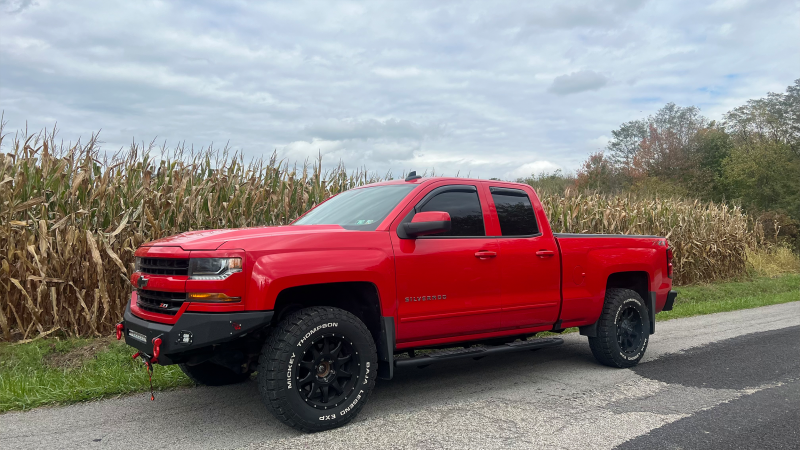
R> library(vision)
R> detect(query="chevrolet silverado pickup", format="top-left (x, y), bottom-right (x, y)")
top-left (120, 173), bottom-right (677, 432)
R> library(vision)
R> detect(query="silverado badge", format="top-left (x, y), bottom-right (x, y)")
top-left (405, 294), bottom-right (447, 302)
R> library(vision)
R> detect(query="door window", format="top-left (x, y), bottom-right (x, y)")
top-left (490, 187), bottom-right (539, 236)
top-left (419, 189), bottom-right (485, 237)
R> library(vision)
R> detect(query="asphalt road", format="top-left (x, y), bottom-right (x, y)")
top-left (1, 302), bottom-right (798, 450)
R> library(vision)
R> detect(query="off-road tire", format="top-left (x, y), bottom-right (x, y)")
top-left (179, 361), bottom-right (251, 386)
top-left (257, 306), bottom-right (378, 432)
top-left (588, 288), bottom-right (651, 368)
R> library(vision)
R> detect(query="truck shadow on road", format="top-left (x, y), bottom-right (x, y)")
top-left (136, 337), bottom-right (601, 440)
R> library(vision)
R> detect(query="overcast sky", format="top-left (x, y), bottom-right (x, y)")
top-left (1, 0), bottom-right (798, 179)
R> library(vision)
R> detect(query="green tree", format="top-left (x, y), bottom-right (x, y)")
top-left (606, 103), bottom-right (707, 185)
top-left (722, 141), bottom-right (800, 219)
top-left (607, 119), bottom-right (648, 170)
top-left (689, 126), bottom-right (734, 201)
top-left (724, 78), bottom-right (800, 155)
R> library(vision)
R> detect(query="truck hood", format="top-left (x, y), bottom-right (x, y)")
top-left (141, 225), bottom-right (346, 251)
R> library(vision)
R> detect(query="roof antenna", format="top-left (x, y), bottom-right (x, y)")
top-left (405, 170), bottom-right (422, 182)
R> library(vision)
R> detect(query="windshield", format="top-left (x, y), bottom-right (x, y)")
top-left (294, 184), bottom-right (417, 230)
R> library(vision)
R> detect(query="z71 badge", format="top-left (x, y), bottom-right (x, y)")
top-left (405, 294), bottom-right (447, 302)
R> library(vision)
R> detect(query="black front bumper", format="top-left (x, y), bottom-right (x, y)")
top-left (122, 304), bottom-right (273, 365)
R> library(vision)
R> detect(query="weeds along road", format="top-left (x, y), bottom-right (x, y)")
top-left (1, 302), bottom-right (798, 450)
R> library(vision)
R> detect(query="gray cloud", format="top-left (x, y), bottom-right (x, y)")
top-left (548, 71), bottom-right (609, 96)
top-left (303, 119), bottom-right (444, 141)
top-left (0, 0), bottom-right (797, 180)
top-left (1, 0), bottom-right (33, 14)
top-left (520, 0), bottom-right (647, 32)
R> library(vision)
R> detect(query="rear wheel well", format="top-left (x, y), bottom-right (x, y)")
top-left (606, 271), bottom-right (649, 302)
top-left (272, 282), bottom-right (382, 346)
top-left (581, 271), bottom-right (651, 338)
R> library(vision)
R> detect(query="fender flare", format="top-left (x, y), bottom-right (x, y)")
top-left (579, 290), bottom-right (656, 337)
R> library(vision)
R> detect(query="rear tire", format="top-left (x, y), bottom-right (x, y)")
top-left (257, 306), bottom-right (378, 432)
top-left (588, 288), bottom-right (651, 368)
top-left (179, 361), bottom-right (251, 386)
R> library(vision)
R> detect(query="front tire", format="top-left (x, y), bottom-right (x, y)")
top-left (588, 288), bottom-right (651, 368)
top-left (257, 306), bottom-right (378, 432)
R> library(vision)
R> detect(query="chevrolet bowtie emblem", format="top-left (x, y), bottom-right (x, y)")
top-left (137, 276), bottom-right (149, 289)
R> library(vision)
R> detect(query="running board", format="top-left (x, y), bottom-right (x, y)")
top-left (394, 337), bottom-right (564, 369)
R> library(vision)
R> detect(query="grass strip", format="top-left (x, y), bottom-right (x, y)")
top-left (0, 338), bottom-right (192, 413)
top-left (1, 274), bottom-right (797, 413)
top-left (659, 273), bottom-right (799, 321)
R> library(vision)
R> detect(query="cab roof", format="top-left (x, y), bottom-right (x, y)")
top-left (356, 177), bottom-right (529, 189)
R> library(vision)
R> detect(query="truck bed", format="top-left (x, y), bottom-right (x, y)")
top-left (554, 233), bottom-right (671, 329)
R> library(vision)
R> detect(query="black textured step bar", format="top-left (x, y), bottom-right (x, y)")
top-left (394, 337), bottom-right (564, 368)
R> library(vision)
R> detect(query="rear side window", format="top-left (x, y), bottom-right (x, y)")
top-left (419, 189), bottom-right (485, 237)
top-left (490, 187), bottom-right (539, 236)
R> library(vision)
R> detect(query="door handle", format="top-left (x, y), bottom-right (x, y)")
top-left (475, 250), bottom-right (497, 259)
top-left (536, 250), bottom-right (555, 257)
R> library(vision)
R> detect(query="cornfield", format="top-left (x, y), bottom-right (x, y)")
top-left (540, 190), bottom-right (760, 286)
top-left (1, 125), bottom-right (763, 341)
top-left (0, 126), bottom-right (382, 341)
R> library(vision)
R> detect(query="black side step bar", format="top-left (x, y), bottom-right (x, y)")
top-left (394, 337), bottom-right (564, 369)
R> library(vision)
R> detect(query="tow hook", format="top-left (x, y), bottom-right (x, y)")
top-left (131, 335), bottom-right (163, 401)
top-left (115, 323), bottom-right (124, 340)
top-left (151, 337), bottom-right (162, 364)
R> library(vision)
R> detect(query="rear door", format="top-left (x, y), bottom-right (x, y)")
top-left (391, 182), bottom-right (501, 343)
top-left (485, 184), bottom-right (561, 329)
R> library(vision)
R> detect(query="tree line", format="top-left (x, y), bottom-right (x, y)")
top-left (520, 79), bottom-right (800, 250)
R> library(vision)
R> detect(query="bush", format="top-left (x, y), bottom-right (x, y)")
top-left (746, 245), bottom-right (800, 278)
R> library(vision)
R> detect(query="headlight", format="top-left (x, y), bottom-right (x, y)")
top-left (134, 257), bottom-right (142, 272)
top-left (188, 258), bottom-right (242, 280)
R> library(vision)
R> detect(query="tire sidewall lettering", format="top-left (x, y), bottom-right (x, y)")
top-left (297, 322), bottom-right (339, 347)
top-left (287, 352), bottom-right (295, 389)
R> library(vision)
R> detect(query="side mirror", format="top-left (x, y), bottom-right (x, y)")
top-left (402, 211), bottom-right (451, 238)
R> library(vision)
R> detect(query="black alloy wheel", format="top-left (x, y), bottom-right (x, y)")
top-left (616, 305), bottom-right (644, 356)
top-left (296, 334), bottom-right (359, 408)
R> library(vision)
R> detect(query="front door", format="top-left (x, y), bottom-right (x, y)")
top-left (392, 183), bottom-right (501, 343)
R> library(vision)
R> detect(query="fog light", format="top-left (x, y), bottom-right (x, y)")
top-left (177, 331), bottom-right (193, 345)
top-left (187, 293), bottom-right (241, 302)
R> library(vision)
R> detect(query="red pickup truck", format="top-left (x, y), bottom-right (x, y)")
top-left (121, 174), bottom-right (677, 432)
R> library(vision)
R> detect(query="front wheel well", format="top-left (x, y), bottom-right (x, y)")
top-left (271, 282), bottom-right (382, 346)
